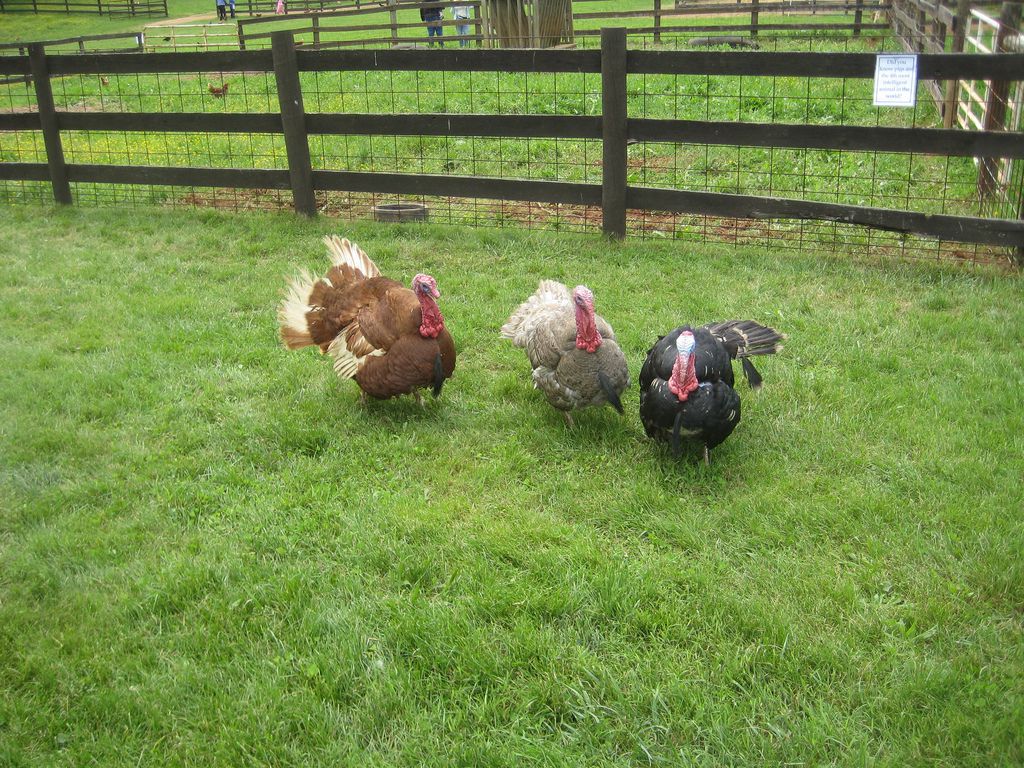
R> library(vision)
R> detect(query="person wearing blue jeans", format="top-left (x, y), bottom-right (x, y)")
top-left (452, 3), bottom-right (471, 47)
top-left (420, 3), bottom-right (444, 46)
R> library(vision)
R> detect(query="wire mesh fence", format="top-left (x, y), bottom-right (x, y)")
top-left (0, 27), bottom-right (1021, 266)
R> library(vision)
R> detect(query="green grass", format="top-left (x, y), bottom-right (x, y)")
top-left (0, 0), bottom-right (212, 42)
top-left (1, 205), bottom-right (1023, 766)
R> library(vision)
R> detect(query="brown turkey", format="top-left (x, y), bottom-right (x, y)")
top-left (278, 235), bottom-right (456, 402)
top-left (501, 280), bottom-right (629, 426)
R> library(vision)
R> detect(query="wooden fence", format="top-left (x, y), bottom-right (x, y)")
top-left (0, 0), bottom-right (166, 15)
top-left (0, 31), bottom-right (146, 57)
top-left (239, 0), bottom-right (365, 15)
top-left (888, 0), bottom-right (1010, 117)
top-left (196, 0), bottom-right (887, 52)
top-left (886, 0), bottom-right (1021, 200)
top-left (573, 0), bottom-right (890, 44)
top-left (0, 31), bottom-right (144, 85)
top-left (237, 0), bottom-right (486, 50)
top-left (142, 22), bottom-right (242, 52)
top-left (1, 29), bottom-right (1023, 258)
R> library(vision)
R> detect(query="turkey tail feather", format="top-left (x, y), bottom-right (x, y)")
top-left (741, 357), bottom-right (763, 390)
top-left (598, 371), bottom-right (624, 414)
top-left (500, 279), bottom-right (571, 345)
top-left (278, 269), bottom-right (319, 349)
top-left (432, 352), bottom-right (444, 398)
top-left (704, 320), bottom-right (785, 357)
top-left (323, 235), bottom-right (380, 278)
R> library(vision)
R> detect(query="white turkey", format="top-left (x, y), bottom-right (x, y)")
top-left (501, 280), bottom-right (630, 426)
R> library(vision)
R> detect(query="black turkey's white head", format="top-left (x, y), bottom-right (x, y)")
top-left (669, 330), bottom-right (699, 401)
top-left (676, 331), bottom-right (695, 356)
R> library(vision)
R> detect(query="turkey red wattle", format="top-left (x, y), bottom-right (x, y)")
top-left (668, 332), bottom-right (699, 401)
top-left (417, 293), bottom-right (445, 339)
top-left (413, 273), bottom-right (445, 339)
top-left (573, 286), bottom-right (602, 352)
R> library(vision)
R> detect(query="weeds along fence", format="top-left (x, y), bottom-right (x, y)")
top-left (0, 0), bottom-right (166, 15)
top-left (1, 28), bottom-right (1023, 264)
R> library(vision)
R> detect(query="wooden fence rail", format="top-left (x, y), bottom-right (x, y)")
top-left (570, 0), bottom-right (893, 44)
top-left (0, 31), bottom-right (146, 56)
top-left (231, 0), bottom-right (888, 50)
top-left (0, 0), bottom-right (166, 15)
top-left (236, 0), bottom-right (485, 50)
top-left (1, 30), bottom-right (1023, 255)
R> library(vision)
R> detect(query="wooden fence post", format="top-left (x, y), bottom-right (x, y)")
top-left (388, 0), bottom-right (398, 47)
top-left (272, 31), bottom-right (316, 216)
top-left (751, 0), bottom-right (759, 38)
top-left (601, 27), bottom-right (627, 239)
top-left (653, 0), bottom-right (662, 45)
top-left (978, 2), bottom-right (1022, 199)
top-left (29, 44), bottom-right (72, 205)
top-left (853, 0), bottom-right (862, 37)
top-left (942, 0), bottom-right (971, 128)
top-left (237, 20), bottom-right (246, 51)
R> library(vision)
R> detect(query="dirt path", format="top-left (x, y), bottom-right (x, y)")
top-left (146, 12), bottom-right (222, 27)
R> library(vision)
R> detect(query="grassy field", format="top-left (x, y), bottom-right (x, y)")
top-left (1, 204), bottom-right (1022, 766)
top-left (0, 0), bottom-right (212, 42)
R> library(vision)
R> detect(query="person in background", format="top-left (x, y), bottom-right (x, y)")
top-left (215, 0), bottom-right (227, 21)
top-left (452, 2), bottom-right (471, 47)
top-left (229, 0), bottom-right (236, 18)
top-left (420, 2), bottom-right (444, 47)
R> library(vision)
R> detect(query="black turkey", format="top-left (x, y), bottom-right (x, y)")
top-left (639, 320), bottom-right (784, 464)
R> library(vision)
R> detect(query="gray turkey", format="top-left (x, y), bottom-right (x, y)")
top-left (278, 235), bottom-right (456, 402)
top-left (639, 321), bottom-right (784, 464)
top-left (501, 280), bottom-right (630, 426)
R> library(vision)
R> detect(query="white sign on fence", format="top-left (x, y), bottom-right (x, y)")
top-left (873, 54), bottom-right (919, 108)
